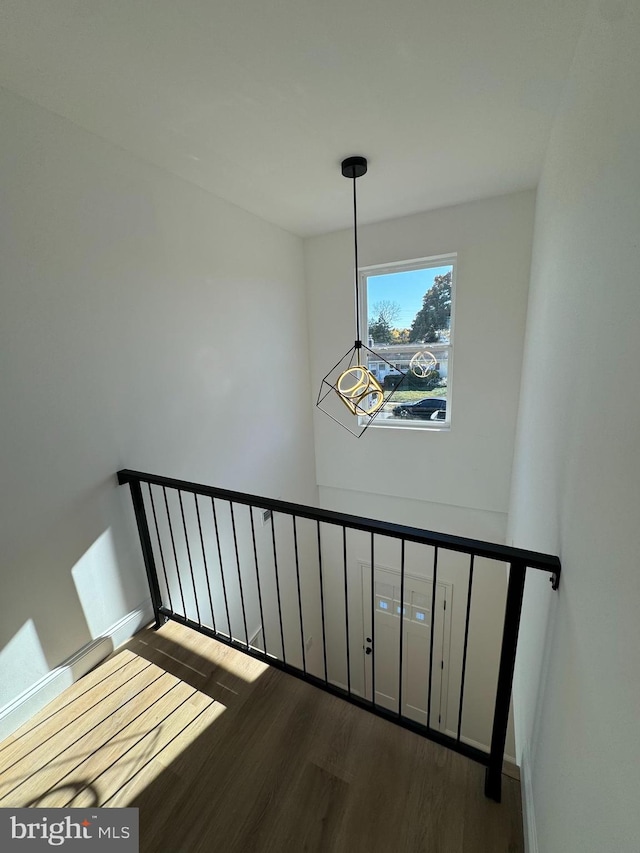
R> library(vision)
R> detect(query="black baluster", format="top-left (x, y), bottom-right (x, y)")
top-left (485, 561), bottom-right (527, 802)
top-left (270, 513), bottom-right (286, 663)
top-left (317, 521), bottom-right (328, 684)
top-left (398, 539), bottom-right (406, 718)
top-left (426, 547), bottom-right (439, 729)
top-left (211, 497), bottom-right (232, 640)
top-left (164, 487), bottom-right (186, 616)
top-left (370, 533), bottom-right (376, 706)
top-left (343, 527), bottom-right (351, 696)
top-left (148, 484), bottom-right (173, 614)
top-left (128, 481), bottom-right (164, 628)
top-left (229, 502), bottom-right (249, 649)
top-left (293, 517), bottom-right (306, 673)
top-left (249, 507), bottom-right (266, 654)
top-left (457, 554), bottom-right (474, 742)
top-left (194, 494), bottom-right (216, 633)
top-left (179, 490), bottom-right (201, 626)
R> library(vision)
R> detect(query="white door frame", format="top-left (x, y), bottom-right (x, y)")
top-left (360, 561), bottom-right (452, 731)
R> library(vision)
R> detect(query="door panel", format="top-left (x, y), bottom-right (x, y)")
top-left (362, 565), bottom-right (451, 731)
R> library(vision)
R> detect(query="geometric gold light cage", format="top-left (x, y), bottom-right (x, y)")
top-left (316, 340), bottom-right (406, 438)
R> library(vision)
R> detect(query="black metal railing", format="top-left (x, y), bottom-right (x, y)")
top-left (117, 469), bottom-right (560, 802)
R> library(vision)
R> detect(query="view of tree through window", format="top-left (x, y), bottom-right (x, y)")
top-left (362, 257), bottom-right (455, 427)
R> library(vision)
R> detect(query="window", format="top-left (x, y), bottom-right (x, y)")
top-left (360, 254), bottom-right (455, 428)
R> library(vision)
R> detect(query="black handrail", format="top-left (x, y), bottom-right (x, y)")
top-left (118, 468), bottom-right (561, 802)
top-left (117, 469), bottom-right (561, 584)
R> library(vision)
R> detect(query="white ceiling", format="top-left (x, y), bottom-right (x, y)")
top-left (0, 0), bottom-right (589, 236)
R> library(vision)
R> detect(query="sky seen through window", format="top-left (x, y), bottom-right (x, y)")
top-left (367, 265), bottom-right (452, 329)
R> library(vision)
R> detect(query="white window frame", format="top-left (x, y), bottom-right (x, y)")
top-left (359, 253), bottom-right (456, 431)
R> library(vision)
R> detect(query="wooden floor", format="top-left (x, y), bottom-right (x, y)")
top-left (0, 622), bottom-right (523, 852)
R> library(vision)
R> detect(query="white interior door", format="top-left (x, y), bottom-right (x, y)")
top-left (362, 564), bottom-right (451, 730)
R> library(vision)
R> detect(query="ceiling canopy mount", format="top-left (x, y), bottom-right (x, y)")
top-left (341, 156), bottom-right (368, 180)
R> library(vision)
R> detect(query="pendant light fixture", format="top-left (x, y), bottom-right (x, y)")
top-left (316, 157), bottom-right (406, 437)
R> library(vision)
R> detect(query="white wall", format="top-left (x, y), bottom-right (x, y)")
top-left (0, 88), bottom-right (317, 729)
top-left (305, 189), bottom-right (535, 527)
top-left (305, 192), bottom-right (535, 758)
top-left (509, 2), bottom-right (640, 850)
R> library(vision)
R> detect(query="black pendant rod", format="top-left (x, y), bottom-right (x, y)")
top-left (352, 172), bottom-right (361, 344)
top-left (341, 156), bottom-right (367, 349)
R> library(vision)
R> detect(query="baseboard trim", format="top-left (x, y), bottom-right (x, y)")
top-left (521, 751), bottom-right (539, 853)
top-left (106, 601), bottom-right (154, 649)
top-left (0, 600), bottom-right (153, 742)
top-left (443, 728), bottom-right (517, 769)
top-left (329, 680), bottom-right (364, 699)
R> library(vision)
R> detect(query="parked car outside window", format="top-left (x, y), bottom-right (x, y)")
top-left (392, 398), bottom-right (447, 420)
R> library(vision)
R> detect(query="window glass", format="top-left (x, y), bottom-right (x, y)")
top-left (361, 256), bottom-right (455, 428)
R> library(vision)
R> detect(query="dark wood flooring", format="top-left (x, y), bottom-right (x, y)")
top-left (0, 621), bottom-right (524, 852)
